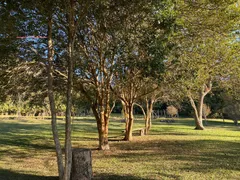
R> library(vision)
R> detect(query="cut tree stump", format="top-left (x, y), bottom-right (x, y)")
top-left (122, 128), bottom-right (145, 136)
top-left (139, 128), bottom-right (145, 136)
top-left (71, 148), bottom-right (92, 180)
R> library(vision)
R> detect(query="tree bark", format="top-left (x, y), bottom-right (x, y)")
top-left (188, 80), bottom-right (212, 130)
top-left (78, 82), bottom-right (111, 150)
top-left (71, 148), bottom-right (92, 180)
top-left (92, 104), bottom-right (110, 150)
top-left (189, 94), bottom-right (205, 130)
top-left (47, 16), bottom-right (64, 180)
top-left (134, 100), bottom-right (153, 135)
top-left (64, 0), bottom-right (75, 179)
top-left (145, 98), bottom-right (154, 135)
top-left (195, 92), bottom-right (205, 130)
top-left (121, 100), bottom-right (129, 133)
top-left (124, 103), bottom-right (134, 141)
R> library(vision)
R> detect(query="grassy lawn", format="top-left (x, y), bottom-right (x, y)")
top-left (0, 116), bottom-right (239, 180)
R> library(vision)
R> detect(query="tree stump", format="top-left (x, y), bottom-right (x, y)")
top-left (140, 128), bottom-right (145, 136)
top-left (71, 148), bottom-right (92, 180)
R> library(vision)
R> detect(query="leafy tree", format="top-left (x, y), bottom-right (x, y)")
top-left (73, 0), bottom-right (126, 149)
top-left (111, 0), bottom-right (175, 141)
top-left (134, 81), bottom-right (170, 134)
top-left (167, 0), bottom-right (240, 129)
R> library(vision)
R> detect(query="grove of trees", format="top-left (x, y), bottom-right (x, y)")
top-left (1, 0), bottom-right (240, 180)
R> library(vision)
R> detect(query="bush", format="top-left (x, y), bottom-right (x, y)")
top-left (223, 103), bottom-right (240, 125)
top-left (166, 105), bottom-right (178, 118)
top-left (202, 104), bottom-right (211, 119)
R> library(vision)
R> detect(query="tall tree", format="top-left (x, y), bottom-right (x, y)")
top-left (73, 0), bottom-right (123, 150)
top-left (73, 0), bottom-right (173, 145)
top-left (111, 0), bottom-right (175, 140)
top-left (167, 0), bottom-right (240, 129)
top-left (46, 6), bottom-right (64, 179)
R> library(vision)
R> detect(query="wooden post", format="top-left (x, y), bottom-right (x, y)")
top-left (71, 148), bottom-right (92, 180)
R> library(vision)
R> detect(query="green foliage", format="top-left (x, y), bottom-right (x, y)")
top-left (223, 94), bottom-right (240, 123)
top-left (224, 103), bottom-right (240, 121)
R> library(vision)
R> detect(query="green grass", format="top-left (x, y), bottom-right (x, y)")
top-left (0, 116), bottom-right (239, 180)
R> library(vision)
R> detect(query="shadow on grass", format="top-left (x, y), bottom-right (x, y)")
top-left (0, 169), bottom-right (57, 180)
top-left (93, 173), bottom-right (150, 180)
top-left (0, 136), bottom-right (55, 151)
top-left (108, 139), bottom-right (240, 173)
top-left (154, 118), bottom-right (237, 127)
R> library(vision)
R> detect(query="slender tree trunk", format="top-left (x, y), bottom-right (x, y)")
top-left (47, 16), bottom-right (64, 180)
top-left (195, 92), bottom-right (205, 130)
top-left (64, 45), bottom-right (73, 180)
top-left (145, 99), bottom-right (154, 135)
top-left (64, 55), bottom-right (73, 180)
top-left (17, 93), bottom-right (22, 118)
top-left (64, 0), bottom-right (75, 179)
top-left (121, 100), bottom-right (129, 132)
top-left (189, 94), bottom-right (205, 130)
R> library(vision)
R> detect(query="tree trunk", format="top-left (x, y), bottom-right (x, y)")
top-left (98, 120), bottom-right (110, 150)
top-left (195, 92), bottom-right (205, 130)
top-left (91, 104), bottom-right (110, 150)
top-left (97, 113), bottom-right (110, 150)
top-left (47, 15), bottom-right (64, 180)
top-left (17, 93), bottom-right (22, 118)
top-left (189, 94), bottom-right (205, 130)
top-left (203, 115), bottom-right (208, 126)
top-left (234, 119), bottom-right (238, 126)
top-left (145, 99), bottom-right (154, 135)
top-left (64, 46), bottom-right (73, 180)
top-left (121, 100), bottom-right (129, 133)
top-left (64, 0), bottom-right (75, 179)
top-left (124, 103), bottom-right (134, 141)
top-left (194, 115), bottom-right (204, 130)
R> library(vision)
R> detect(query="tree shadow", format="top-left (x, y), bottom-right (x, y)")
top-left (0, 169), bottom-right (57, 180)
top-left (93, 173), bottom-right (150, 180)
top-left (109, 139), bottom-right (240, 173)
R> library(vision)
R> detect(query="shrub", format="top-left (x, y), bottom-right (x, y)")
top-left (166, 105), bottom-right (178, 118)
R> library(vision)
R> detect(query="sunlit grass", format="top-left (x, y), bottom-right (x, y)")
top-left (0, 116), bottom-right (239, 179)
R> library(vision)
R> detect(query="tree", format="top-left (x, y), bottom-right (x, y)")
top-left (223, 102), bottom-right (240, 126)
top-left (167, 0), bottom-right (240, 130)
top-left (114, 72), bottom-right (151, 141)
top-left (134, 81), bottom-right (170, 135)
top-left (0, 0), bottom-right (21, 103)
top-left (46, 5), bottom-right (64, 179)
top-left (1, 1), bottom-right (78, 179)
top-left (72, 0), bottom-right (174, 144)
top-left (64, 0), bottom-right (77, 178)
top-left (111, 0), bottom-right (175, 141)
top-left (73, 0), bottom-right (124, 150)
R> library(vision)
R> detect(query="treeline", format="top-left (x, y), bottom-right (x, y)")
top-left (1, 88), bottom-right (239, 122)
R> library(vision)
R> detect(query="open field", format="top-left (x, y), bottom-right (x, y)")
top-left (0, 116), bottom-right (239, 180)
